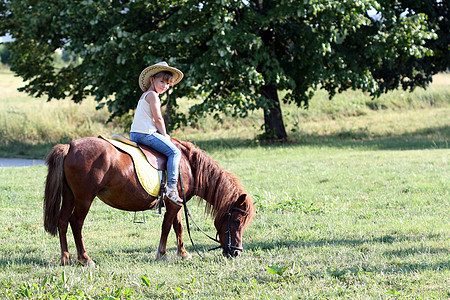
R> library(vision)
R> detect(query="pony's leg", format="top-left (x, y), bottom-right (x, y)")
top-left (173, 209), bottom-right (191, 259)
top-left (156, 206), bottom-right (179, 260)
top-left (70, 200), bottom-right (95, 267)
top-left (58, 187), bottom-right (75, 265)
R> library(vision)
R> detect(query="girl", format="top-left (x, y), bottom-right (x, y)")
top-left (130, 62), bottom-right (184, 206)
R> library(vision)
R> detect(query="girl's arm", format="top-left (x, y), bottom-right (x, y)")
top-left (145, 91), bottom-right (168, 137)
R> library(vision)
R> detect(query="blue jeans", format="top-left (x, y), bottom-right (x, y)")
top-left (130, 132), bottom-right (181, 186)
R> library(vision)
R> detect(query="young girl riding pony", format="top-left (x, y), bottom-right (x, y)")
top-left (130, 62), bottom-right (184, 206)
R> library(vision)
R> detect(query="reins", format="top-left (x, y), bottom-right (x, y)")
top-left (178, 168), bottom-right (249, 257)
top-left (207, 205), bottom-right (248, 253)
top-left (178, 168), bottom-right (211, 258)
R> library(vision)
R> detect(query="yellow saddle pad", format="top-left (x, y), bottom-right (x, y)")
top-left (99, 135), bottom-right (161, 197)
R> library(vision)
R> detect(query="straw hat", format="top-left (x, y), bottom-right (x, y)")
top-left (138, 61), bottom-right (184, 92)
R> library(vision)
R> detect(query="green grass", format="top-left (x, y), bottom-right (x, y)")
top-left (176, 73), bottom-right (450, 147)
top-left (0, 70), bottom-right (126, 158)
top-left (0, 146), bottom-right (448, 299)
top-left (1, 69), bottom-right (449, 158)
top-left (0, 69), bottom-right (449, 299)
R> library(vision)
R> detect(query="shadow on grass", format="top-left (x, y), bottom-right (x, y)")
top-left (244, 233), bottom-right (448, 279)
top-left (384, 246), bottom-right (449, 258)
top-left (0, 257), bottom-right (49, 267)
top-left (250, 259), bottom-right (448, 286)
top-left (306, 259), bottom-right (449, 281)
top-left (192, 125), bottom-right (449, 152)
top-left (0, 125), bottom-right (447, 159)
top-left (245, 232), bottom-right (444, 252)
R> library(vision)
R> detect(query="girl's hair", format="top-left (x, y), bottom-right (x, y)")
top-left (153, 71), bottom-right (175, 85)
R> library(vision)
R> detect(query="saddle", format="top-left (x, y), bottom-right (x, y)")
top-left (111, 134), bottom-right (167, 170)
top-left (99, 134), bottom-right (168, 213)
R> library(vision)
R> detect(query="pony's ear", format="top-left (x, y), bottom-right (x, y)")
top-left (237, 194), bottom-right (247, 205)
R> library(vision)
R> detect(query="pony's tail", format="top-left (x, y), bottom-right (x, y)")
top-left (44, 144), bottom-right (70, 236)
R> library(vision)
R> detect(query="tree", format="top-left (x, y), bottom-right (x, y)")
top-left (371, 0), bottom-right (449, 92)
top-left (0, 44), bottom-right (11, 64)
top-left (0, 0), bottom-right (445, 139)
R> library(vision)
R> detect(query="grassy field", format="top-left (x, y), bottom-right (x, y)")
top-left (0, 69), bottom-right (125, 159)
top-left (0, 70), bottom-right (449, 299)
top-left (1, 69), bottom-right (449, 157)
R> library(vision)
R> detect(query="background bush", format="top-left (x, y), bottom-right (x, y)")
top-left (0, 44), bottom-right (11, 65)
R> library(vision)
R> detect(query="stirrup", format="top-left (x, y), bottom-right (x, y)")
top-left (165, 185), bottom-right (183, 206)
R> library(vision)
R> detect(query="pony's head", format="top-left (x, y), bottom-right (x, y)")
top-left (175, 139), bottom-right (255, 257)
top-left (215, 194), bottom-right (254, 257)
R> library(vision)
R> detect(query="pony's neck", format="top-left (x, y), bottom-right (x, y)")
top-left (189, 146), bottom-right (243, 215)
top-left (176, 139), bottom-right (254, 226)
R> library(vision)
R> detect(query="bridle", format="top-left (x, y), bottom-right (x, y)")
top-left (183, 201), bottom-right (249, 256)
top-left (179, 169), bottom-right (249, 257)
top-left (206, 203), bottom-right (249, 253)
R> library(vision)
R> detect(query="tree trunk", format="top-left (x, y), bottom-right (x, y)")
top-left (260, 84), bottom-right (287, 139)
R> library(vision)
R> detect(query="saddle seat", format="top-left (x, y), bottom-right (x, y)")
top-left (111, 134), bottom-right (167, 170)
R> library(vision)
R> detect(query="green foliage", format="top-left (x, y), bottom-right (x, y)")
top-left (373, 0), bottom-right (450, 90)
top-left (0, 44), bottom-right (11, 64)
top-left (0, 0), bottom-right (446, 138)
top-left (11, 272), bottom-right (135, 299)
top-left (52, 49), bottom-right (81, 69)
top-left (273, 198), bottom-right (325, 214)
top-left (267, 265), bottom-right (287, 276)
top-left (1, 71), bottom-right (448, 158)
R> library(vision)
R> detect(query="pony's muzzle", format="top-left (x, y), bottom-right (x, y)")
top-left (223, 248), bottom-right (241, 258)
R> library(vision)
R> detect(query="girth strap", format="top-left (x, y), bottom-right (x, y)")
top-left (154, 170), bottom-right (166, 214)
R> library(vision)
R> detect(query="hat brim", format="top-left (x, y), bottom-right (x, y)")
top-left (139, 65), bottom-right (184, 92)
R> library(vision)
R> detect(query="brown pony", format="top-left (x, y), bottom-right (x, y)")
top-left (44, 137), bottom-right (254, 266)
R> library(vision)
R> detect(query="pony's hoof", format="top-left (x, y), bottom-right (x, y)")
top-left (60, 251), bottom-right (72, 266)
top-left (179, 251), bottom-right (192, 260)
top-left (84, 260), bottom-right (96, 268)
top-left (78, 258), bottom-right (96, 268)
top-left (60, 257), bottom-right (72, 266)
top-left (155, 252), bottom-right (169, 261)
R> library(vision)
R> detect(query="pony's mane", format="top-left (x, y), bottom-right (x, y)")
top-left (176, 139), bottom-right (254, 226)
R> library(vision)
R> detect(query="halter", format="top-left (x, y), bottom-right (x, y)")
top-left (179, 169), bottom-right (249, 257)
top-left (183, 201), bottom-right (249, 256)
top-left (207, 203), bottom-right (249, 253)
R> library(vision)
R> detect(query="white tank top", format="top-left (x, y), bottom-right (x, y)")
top-left (130, 91), bottom-right (158, 134)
